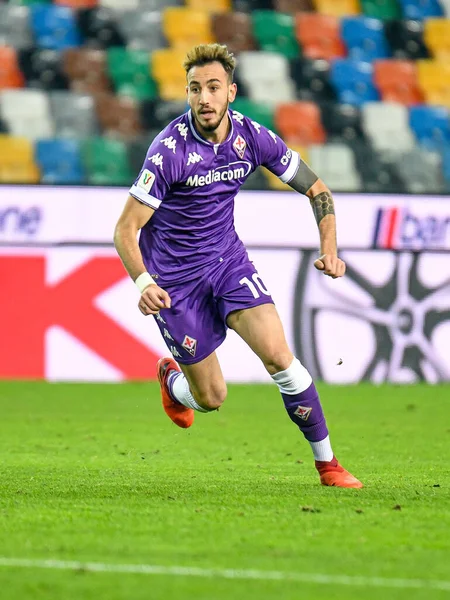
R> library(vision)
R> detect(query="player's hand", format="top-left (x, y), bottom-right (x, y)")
top-left (138, 284), bottom-right (171, 315)
top-left (314, 254), bottom-right (346, 279)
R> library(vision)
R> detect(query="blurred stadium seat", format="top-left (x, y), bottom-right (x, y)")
top-left (360, 0), bottom-right (402, 20)
top-left (252, 10), bottom-right (300, 58)
top-left (30, 4), bottom-right (81, 50)
top-left (211, 12), bottom-right (256, 54)
top-left (275, 101), bottom-right (326, 145)
top-left (341, 16), bottom-right (391, 61)
top-left (0, 135), bottom-right (40, 183)
top-left (163, 7), bottom-right (214, 49)
top-left (398, 0), bottom-right (444, 19)
top-left (0, 0), bottom-right (448, 190)
top-left (330, 59), bottom-right (380, 104)
top-left (0, 47), bottom-right (25, 90)
top-left (308, 142), bottom-right (361, 191)
top-left (63, 48), bottom-right (111, 93)
top-left (35, 138), bottom-right (84, 183)
top-left (314, 0), bottom-right (361, 16)
top-left (0, 5), bottom-right (34, 50)
top-left (374, 59), bottom-right (424, 104)
top-left (295, 14), bottom-right (347, 59)
top-left (362, 101), bottom-right (416, 152)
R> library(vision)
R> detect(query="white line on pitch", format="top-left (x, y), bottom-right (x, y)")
top-left (0, 558), bottom-right (449, 592)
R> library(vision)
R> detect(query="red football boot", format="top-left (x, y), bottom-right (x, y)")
top-left (157, 357), bottom-right (194, 429)
top-left (315, 456), bottom-right (363, 488)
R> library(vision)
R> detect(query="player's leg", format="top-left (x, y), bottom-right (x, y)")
top-left (154, 276), bottom-right (228, 427)
top-left (227, 304), bottom-right (362, 488)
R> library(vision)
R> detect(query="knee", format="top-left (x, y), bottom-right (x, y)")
top-left (263, 350), bottom-right (294, 375)
top-left (193, 383), bottom-right (227, 411)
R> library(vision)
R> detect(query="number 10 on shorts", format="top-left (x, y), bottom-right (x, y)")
top-left (239, 273), bottom-right (271, 299)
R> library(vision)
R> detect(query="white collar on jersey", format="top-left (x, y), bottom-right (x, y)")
top-left (187, 109), bottom-right (235, 148)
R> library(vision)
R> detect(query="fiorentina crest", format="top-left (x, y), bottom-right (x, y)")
top-left (233, 135), bottom-right (246, 159)
top-left (182, 334), bottom-right (197, 356)
top-left (294, 405), bottom-right (312, 421)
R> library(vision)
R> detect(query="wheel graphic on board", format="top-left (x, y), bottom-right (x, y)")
top-left (293, 250), bottom-right (450, 383)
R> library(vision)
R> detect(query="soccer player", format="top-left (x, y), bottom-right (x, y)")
top-left (114, 44), bottom-right (362, 488)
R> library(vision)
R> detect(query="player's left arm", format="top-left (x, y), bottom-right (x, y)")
top-left (288, 165), bottom-right (345, 279)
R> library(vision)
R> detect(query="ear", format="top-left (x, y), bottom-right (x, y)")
top-left (229, 82), bottom-right (237, 102)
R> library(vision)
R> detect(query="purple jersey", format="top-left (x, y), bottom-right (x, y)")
top-left (129, 108), bottom-right (300, 285)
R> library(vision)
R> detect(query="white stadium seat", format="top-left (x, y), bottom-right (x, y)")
top-left (362, 101), bottom-right (416, 153)
top-left (0, 89), bottom-right (54, 140)
top-left (308, 143), bottom-right (361, 192)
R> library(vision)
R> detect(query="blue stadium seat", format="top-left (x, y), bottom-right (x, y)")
top-left (409, 105), bottom-right (450, 150)
top-left (341, 17), bottom-right (391, 61)
top-left (398, 0), bottom-right (444, 19)
top-left (35, 139), bottom-right (84, 184)
top-left (330, 59), bottom-right (380, 105)
top-left (30, 5), bottom-right (80, 50)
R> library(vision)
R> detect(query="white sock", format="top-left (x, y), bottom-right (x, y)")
top-left (271, 357), bottom-right (312, 394)
top-left (310, 436), bottom-right (334, 462)
top-left (169, 372), bottom-right (208, 413)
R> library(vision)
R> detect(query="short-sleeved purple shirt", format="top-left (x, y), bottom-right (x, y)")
top-left (129, 108), bottom-right (300, 285)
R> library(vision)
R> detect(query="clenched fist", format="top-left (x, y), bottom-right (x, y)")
top-left (314, 254), bottom-right (346, 279)
top-left (138, 284), bottom-right (172, 315)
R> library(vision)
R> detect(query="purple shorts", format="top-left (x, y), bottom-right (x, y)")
top-left (153, 251), bottom-right (274, 364)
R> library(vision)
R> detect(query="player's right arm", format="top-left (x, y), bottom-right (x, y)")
top-left (114, 195), bottom-right (171, 315)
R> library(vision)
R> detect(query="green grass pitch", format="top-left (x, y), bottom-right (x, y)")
top-left (0, 381), bottom-right (449, 600)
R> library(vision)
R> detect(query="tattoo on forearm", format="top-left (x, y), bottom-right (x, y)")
top-left (310, 191), bottom-right (335, 225)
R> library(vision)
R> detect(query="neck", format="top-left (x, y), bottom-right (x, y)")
top-left (194, 110), bottom-right (231, 145)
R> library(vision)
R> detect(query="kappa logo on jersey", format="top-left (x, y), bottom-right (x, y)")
top-left (294, 405), bottom-right (312, 421)
top-left (251, 121), bottom-right (261, 134)
top-left (163, 328), bottom-right (174, 341)
top-left (187, 152), bottom-right (203, 166)
top-left (233, 135), bottom-right (246, 159)
top-left (170, 345), bottom-right (182, 358)
top-left (185, 161), bottom-right (252, 187)
top-left (268, 130), bottom-right (278, 144)
top-left (137, 169), bottom-right (155, 193)
top-left (155, 313), bottom-right (166, 324)
top-left (175, 122), bottom-right (188, 140)
top-left (182, 335), bottom-right (197, 356)
top-left (231, 110), bottom-right (244, 125)
top-left (148, 153), bottom-right (164, 170)
top-left (160, 136), bottom-right (177, 154)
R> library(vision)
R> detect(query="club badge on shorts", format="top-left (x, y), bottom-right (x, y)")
top-left (233, 135), bottom-right (246, 159)
top-left (182, 335), bottom-right (197, 357)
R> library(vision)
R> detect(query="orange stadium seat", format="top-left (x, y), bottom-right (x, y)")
top-left (54, 0), bottom-right (98, 7)
top-left (424, 18), bottom-right (450, 59)
top-left (95, 94), bottom-right (143, 139)
top-left (374, 60), bottom-right (424, 105)
top-left (417, 59), bottom-right (450, 108)
top-left (314, 0), bottom-right (361, 16)
top-left (152, 48), bottom-right (188, 101)
top-left (275, 101), bottom-right (326, 145)
top-left (0, 135), bottom-right (40, 183)
top-left (296, 14), bottom-right (347, 59)
top-left (211, 13), bottom-right (257, 54)
top-left (63, 49), bottom-right (111, 94)
top-left (186, 0), bottom-right (230, 13)
top-left (0, 47), bottom-right (25, 90)
top-left (163, 8), bottom-right (214, 51)
top-left (275, 0), bottom-right (315, 13)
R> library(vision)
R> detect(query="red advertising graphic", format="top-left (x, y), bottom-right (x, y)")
top-left (0, 253), bottom-right (159, 379)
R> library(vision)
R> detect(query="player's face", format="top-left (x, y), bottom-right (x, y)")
top-left (186, 62), bottom-right (237, 134)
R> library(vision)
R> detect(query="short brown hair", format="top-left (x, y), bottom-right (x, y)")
top-left (183, 44), bottom-right (236, 82)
